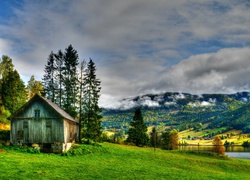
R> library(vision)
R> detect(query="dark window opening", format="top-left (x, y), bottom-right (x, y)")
top-left (34, 110), bottom-right (40, 118)
top-left (17, 130), bottom-right (23, 139)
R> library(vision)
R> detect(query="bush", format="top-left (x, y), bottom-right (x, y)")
top-left (27, 147), bottom-right (40, 154)
top-left (62, 144), bottom-right (107, 156)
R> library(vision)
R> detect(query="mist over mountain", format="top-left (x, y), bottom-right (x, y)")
top-left (102, 91), bottom-right (250, 134)
top-left (103, 91), bottom-right (250, 111)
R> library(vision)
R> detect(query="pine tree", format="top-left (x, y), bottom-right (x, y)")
top-left (127, 108), bottom-right (148, 146)
top-left (43, 51), bottom-right (56, 102)
top-left (79, 60), bottom-right (86, 143)
top-left (54, 49), bottom-right (64, 107)
top-left (82, 59), bottom-right (102, 142)
top-left (62, 44), bottom-right (79, 118)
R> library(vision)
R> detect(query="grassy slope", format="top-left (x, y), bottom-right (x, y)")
top-left (0, 143), bottom-right (250, 180)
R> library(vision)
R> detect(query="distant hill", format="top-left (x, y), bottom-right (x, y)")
top-left (102, 91), bottom-right (250, 133)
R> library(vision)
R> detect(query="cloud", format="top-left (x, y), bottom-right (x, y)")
top-left (0, 38), bottom-right (12, 56)
top-left (150, 47), bottom-right (250, 94)
top-left (1, 0), bottom-right (250, 107)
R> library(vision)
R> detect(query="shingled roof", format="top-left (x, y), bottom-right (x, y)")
top-left (10, 94), bottom-right (78, 123)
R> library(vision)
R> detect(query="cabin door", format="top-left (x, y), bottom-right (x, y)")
top-left (46, 120), bottom-right (52, 143)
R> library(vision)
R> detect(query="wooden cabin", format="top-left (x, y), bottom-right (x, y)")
top-left (9, 94), bottom-right (79, 153)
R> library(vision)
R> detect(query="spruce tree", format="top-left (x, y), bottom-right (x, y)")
top-left (127, 108), bottom-right (148, 146)
top-left (54, 49), bottom-right (64, 107)
top-left (79, 60), bottom-right (86, 143)
top-left (62, 44), bottom-right (79, 118)
top-left (82, 59), bottom-right (102, 142)
top-left (43, 51), bottom-right (56, 102)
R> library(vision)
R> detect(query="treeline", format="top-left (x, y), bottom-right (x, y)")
top-left (42, 44), bottom-right (102, 142)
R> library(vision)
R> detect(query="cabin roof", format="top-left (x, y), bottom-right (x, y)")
top-left (10, 94), bottom-right (78, 123)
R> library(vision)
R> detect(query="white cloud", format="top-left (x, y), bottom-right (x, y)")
top-left (1, 1), bottom-right (250, 107)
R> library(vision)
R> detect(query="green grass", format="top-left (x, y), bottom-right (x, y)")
top-left (1, 143), bottom-right (250, 180)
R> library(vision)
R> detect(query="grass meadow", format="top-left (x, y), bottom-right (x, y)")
top-left (0, 143), bottom-right (250, 180)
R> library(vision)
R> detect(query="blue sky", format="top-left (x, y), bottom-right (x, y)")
top-left (1, 0), bottom-right (250, 108)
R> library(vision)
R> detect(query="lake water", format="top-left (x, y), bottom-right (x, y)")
top-left (225, 152), bottom-right (250, 159)
top-left (178, 145), bottom-right (250, 159)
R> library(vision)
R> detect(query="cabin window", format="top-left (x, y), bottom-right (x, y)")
top-left (23, 121), bottom-right (28, 128)
top-left (34, 110), bottom-right (40, 118)
top-left (17, 130), bottom-right (23, 139)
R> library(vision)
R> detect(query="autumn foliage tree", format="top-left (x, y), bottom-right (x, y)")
top-left (212, 136), bottom-right (225, 155)
top-left (161, 129), bottom-right (178, 150)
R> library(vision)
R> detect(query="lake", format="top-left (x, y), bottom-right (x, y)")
top-left (178, 145), bottom-right (250, 159)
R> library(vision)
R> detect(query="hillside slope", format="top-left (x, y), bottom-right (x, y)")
top-left (102, 92), bottom-right (250, 133)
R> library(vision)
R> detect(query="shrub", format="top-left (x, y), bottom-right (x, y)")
top-left (27, 147), bottom-right (40, 154)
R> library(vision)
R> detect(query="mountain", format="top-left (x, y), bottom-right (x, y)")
top-left (104, 91), bottom-right (250, 111)
top-left (102, 91), bottom-right (250, 133)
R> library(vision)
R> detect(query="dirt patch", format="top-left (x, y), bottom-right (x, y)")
top-left (0, 149), bottom-right (5, 153)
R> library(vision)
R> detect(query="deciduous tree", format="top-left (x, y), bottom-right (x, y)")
top-left (1, 70), bottom-right (26, 114)
top-left (27, 75), bottom-right (43, 100)
top-left (212, 136), bottom-right (225, 155)
top-left (161, 129), bottom-right (178, 150)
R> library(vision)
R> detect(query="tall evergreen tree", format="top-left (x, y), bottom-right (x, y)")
top-left (43, 51), bottom-right (56, 102)
top-left (82, 59), bottom-right (102, 142)
top-left (55, 50), bottom-right (64, 107)
top-left (54, 49), bottom-right (64, 107)
top-left (127, 108), bottom-right (148, 146)
top-left (62, 45), bottom-right (79, 118)
top-left (79, 60), bottom-right (86, 143)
